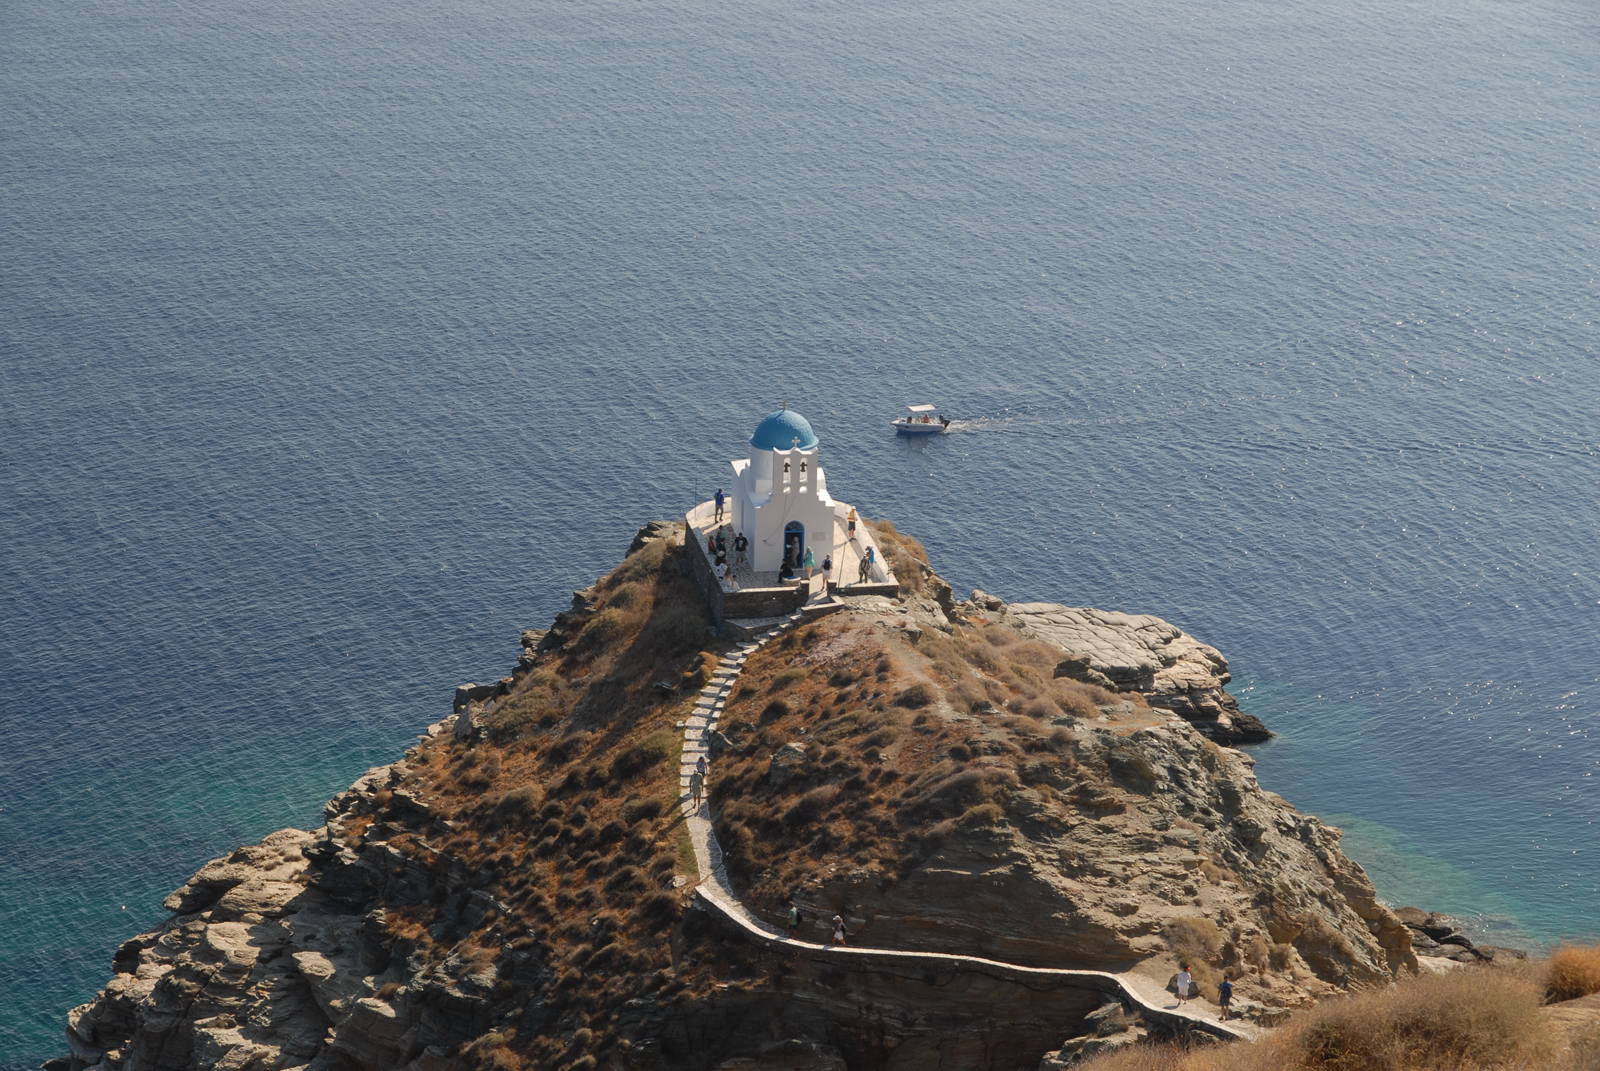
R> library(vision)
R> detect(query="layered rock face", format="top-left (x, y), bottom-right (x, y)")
top-left (60, 760), bottom-right (522, 1071)
top-left (710, 595), bottom-right (1412, 1009)
top-left (999, 602), bottom-right (1270, 745)
top-left (802, 720), bottom-right (1410, 990)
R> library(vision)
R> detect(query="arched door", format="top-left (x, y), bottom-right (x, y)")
top-left (783, 522), bottom-right (804, 571)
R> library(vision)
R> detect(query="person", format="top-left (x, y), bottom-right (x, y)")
top-left (864, 545), bottom-right (876, 567)
top-left (707, 534), bottom-right (717, 557)
top-left (821, 554), bottom-right (832, 590)
top-left (831, 915), bottom-right (846, 947)
top-left (689, 768), bottom-right (704, 808)
top-left (1217, 975), bottom-right (1234, 1021)
top-left (1175, 964), bottom-right (1192, 1006)
top-left (734, 532), bottom-right (748, 566)
top-left (715, 560), bottom-right (728, 582)
top-left (715, 531), bottom-right (727, 555)
top-left (787, 904), bottom-right (800, 939)
top-left (696, 754), bottom-right (707, 777)
top-left (857, 556), bottom-right (870, 584)
top-left (846, 507), bottom-right (858, 540)
top-left (714, 488), bottom-right (725, 522)
top-left (780, 558), bottom-right (796, 581)
top-left (802, 546), bottom-right (815, 582)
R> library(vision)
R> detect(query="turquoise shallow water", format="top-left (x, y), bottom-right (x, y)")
top-left (2, 0), bottom-right (1598, 1061)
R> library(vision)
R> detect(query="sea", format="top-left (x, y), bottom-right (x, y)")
top-left (1, 0), bottom-right (1596, 1060)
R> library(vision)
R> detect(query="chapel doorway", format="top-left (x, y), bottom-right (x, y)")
top-left (783, 522), bottom-right (804, 572)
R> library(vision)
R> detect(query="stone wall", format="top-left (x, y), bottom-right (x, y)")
top-left (684, 511), bottom-right (807, 624)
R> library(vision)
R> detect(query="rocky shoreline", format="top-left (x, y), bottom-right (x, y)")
top-left (55, 520), bottom-right (1429, 1071)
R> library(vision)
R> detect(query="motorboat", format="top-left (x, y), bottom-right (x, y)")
top-left (891, 404), bottom-right (950, 435)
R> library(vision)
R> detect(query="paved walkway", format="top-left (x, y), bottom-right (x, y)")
top-left (674, 614), bottom-right (1255, 1046)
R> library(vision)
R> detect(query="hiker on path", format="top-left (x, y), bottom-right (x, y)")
top-left (696, 754), bottom-right (707, 777)
top-left (734, 532), bottom-right (748, 566)
top-left (802, 546), bottom-right (816, 582)
top-left (1217, 975), bottom-right (1234, 1021)
top-left (714, 488), bottom-right (725, 522)
top-left (846, 508), bottom-right (858, 540)
top-left (831, 915), bottom-right (846, 947)
top-left (689, 769), bottom-right (704, 808)
top-left (1175, 964), bottom-right (1192, 1007)
top-left (821, 554), bottom-right (832, 590)
top-left (787, 905), bottom-right (800, 939)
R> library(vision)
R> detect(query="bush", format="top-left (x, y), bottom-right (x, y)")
top-left (610, 537), bottom-right (668, 585)
top-left (491, 786), bottom-right (543, 826)
top-left (960, 803), bottom-right (1003, 827)
top-left (1548, 943), bottom-right (1600, 1002)
top-left (893, 683), bottom-right (936, 709)
top-left (783, 785), bottom-right (840, 828)
top-left (1078, 967), bottom-right (1553, 1071)
top-left (644, 601), bottom-right (710, 656)
top-left (575, 608), bottom-right (628, 653)
top-left (636, 889), bottom-right (680, 931)
top-left (1297, 968), bottom-right (1549, 1070)
top-left (606, 581), bottom-right (642, 608)
top-left (770, 668), bottom-right (807, 691)
top-left (621, 796), bottom-right (665, 824)
top-left (610, 729), bottom-right (676, 781)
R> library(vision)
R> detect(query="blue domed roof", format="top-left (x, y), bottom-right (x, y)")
top-left (750, 408), bottom-right (819, 451)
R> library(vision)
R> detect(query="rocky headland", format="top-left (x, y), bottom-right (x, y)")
top-left (57, 518), bottom-right (1420, 1071)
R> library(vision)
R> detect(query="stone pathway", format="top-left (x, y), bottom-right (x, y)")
top-left (674, 613), bottom-right (1258, 1045)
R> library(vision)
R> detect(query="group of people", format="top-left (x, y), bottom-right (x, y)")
top-left (785, 904), bottom-right (849, 947)
top-left (708, 525), bottom-right (749, 590)
top-left (706, 496), bottom-right (877, 590)
top-left (1173, 962), bottom-right (1236, 1021)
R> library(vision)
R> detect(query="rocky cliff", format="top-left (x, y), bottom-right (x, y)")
top-left (57, 519), bottom-right (1412, 1071)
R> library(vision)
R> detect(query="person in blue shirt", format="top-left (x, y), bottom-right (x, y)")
top-left (714, 488), bottom-right (725, 521)
top-left (1217, 975), bottom-right (1234, 1021)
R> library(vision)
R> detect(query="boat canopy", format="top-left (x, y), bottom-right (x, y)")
top-left (906, 404), bottom-right (937, 413)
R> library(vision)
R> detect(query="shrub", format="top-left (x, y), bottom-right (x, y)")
top-left (1296, 968), bottom-right (1549, 1070)
top-left (1078, 968), bottom-right (1552, 1071)
top-left (863, 726), bottom-right (901, 748)
top-left (621, 796), bottom-right (665, 825)
top-left (575, 608), bottom-right (628, 653)
top-left (770, 668), bottom-right (807, 691)
top-left (606, 581), bottom-right (642, 608)
top-left (783, 785), bottom-right (840, 828)
top-left (610, 537), bottom-right (668, 585)
top-left (1548, 943), bottom-right (1600, 1002)
top-left (491, 786), bottom-right (543, 826)
top-left (1165, 916), bottom-right (1223, 963)
top-left (644, 601), bottom-right (710, 656)
top-left (893, 683), bottom-right (936, 709)
top-left (960, 803), bottom-right (1003, 827)
top-left (761, 699), bottom-right (791, 722)
top-left (610, 730), bottom-right (676, 781)
top-left (636, 889), bottom-right (680, 931)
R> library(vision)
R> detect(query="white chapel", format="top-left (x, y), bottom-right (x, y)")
top-left (727, 408), bottom-right (842, 573)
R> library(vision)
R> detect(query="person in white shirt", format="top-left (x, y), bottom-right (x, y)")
top-left (1174, 964), bottom-right (1193, 1006)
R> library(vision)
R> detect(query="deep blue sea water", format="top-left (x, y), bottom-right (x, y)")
top-left (3, 0), bottom-right (1597, 1061)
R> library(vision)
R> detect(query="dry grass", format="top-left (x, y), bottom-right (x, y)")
top-left (363, 533), bottom-right (734, 1069)
top-left (700, 614), bottom-right (1135, 933)
top-left (1079, 968), bottom-right (1563, 1071)
top-left (1548, 945), bottom-right (1600, 1003)
top-left (1165, 916), bottom-right (1225, 1001)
